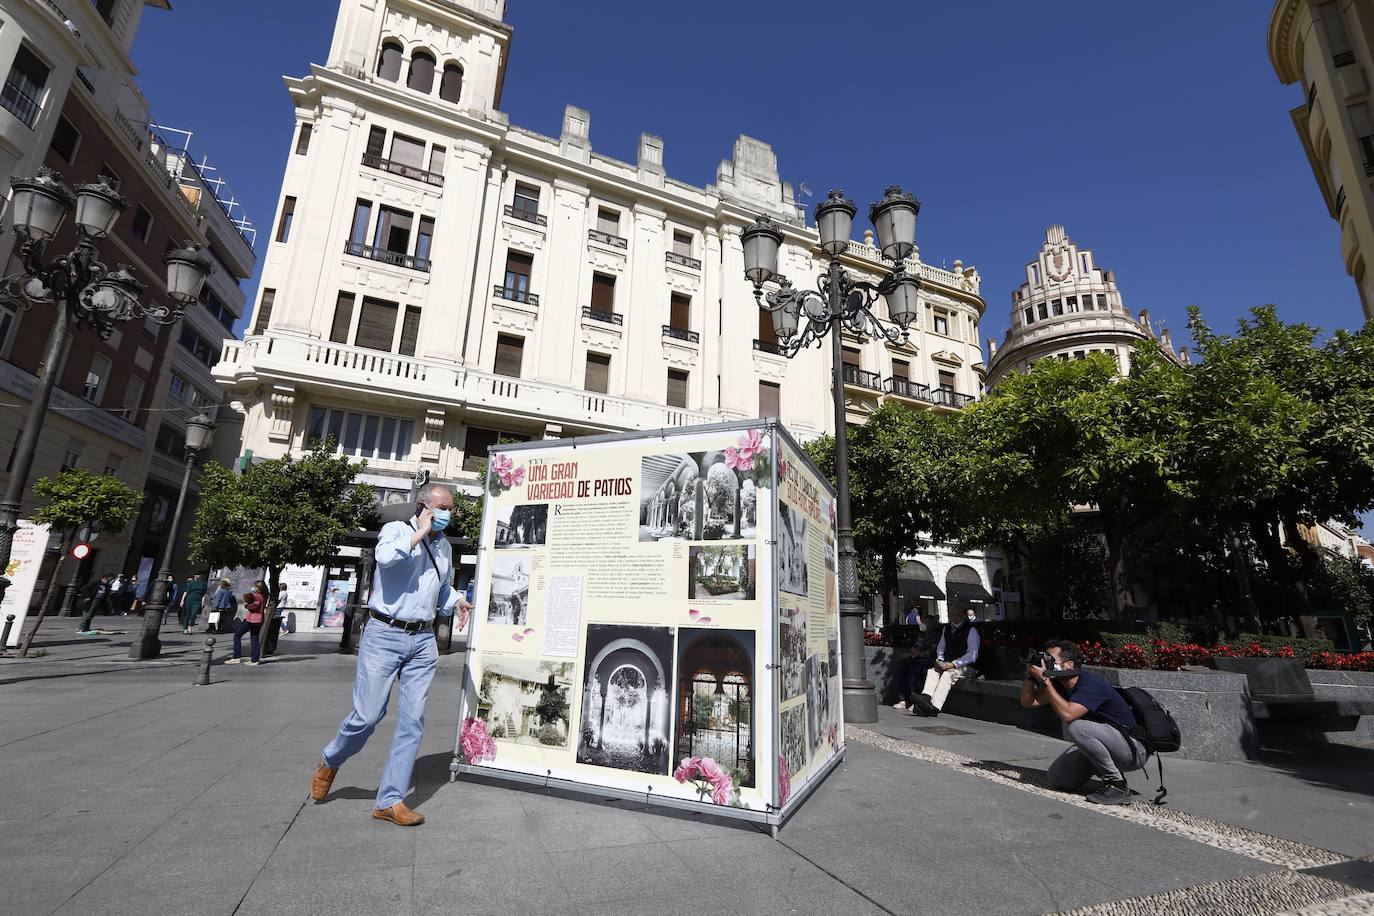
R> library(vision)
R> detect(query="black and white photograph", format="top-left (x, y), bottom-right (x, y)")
top-left (674, 628), bottom-right (755, 787)
top-left (477, 658), bottom-right (575, 748)
top-left (576, 624), bottom-right (675, 775)
top-left (827, 637), bottom-right (839, 677)
top-left (688, 545), bottom-right (756, 600)
top-left (487, 554), bottom-right (530, 626)
top-left (779, 502), bottom-right (809, 596)
top-left (806, 655), bottom-right (830, 756)
top-left (780, 703), bottom-right (808, 780)
top-left (494, 503), bottom-right (548, 549)
top-left (639, 452), bottom-right (759, 542)
top-left (778, 607), bottom-right (807, 701)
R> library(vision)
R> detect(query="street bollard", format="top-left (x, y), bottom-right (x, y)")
top-left (193, 637), bottom-right (215, 686)
top-left (0, 613), bottom-right (15, 655)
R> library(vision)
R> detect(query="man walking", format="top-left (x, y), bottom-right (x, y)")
top-left (79, 575), bottom-right (112, 634)
top-left (310, 483), bottom-right (472, 826)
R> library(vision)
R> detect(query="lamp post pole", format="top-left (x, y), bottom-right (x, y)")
top-left (0, 168), bottom-right (213, 616)
top-left (132, 413), bottom-right (214, 660)
top-left (741, 187), bottom-right (923, 724)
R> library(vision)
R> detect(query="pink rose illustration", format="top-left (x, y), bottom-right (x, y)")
top-left (460, 717), bottom-right (497, 764)
top-left (778, 755), bottom-right (792, 806)
top-left (675, 756), bottom-right (734, 805)
top-left (724, 429), bottom-right (763, 471)
top-left (828, 723), bottom-right (838, 748)
top-left (673, 756), bottom-right (702, 782)
top-left (488, 454), bottom-right (526, 495)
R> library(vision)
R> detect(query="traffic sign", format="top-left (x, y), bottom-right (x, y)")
top-left (70, 542), bottom-right (92, 561)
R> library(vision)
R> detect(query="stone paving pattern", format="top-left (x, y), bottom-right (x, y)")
top-left (1, 617), bottom-right (1372, 915)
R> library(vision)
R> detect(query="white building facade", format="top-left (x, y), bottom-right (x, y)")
top-left (215, 0), bottom-right (999, 628)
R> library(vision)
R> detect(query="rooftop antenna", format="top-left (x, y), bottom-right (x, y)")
top-left (798, 182), bottom-right (813, 199)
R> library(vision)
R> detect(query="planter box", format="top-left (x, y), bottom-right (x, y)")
top-left (1086, 666), bottom-right (1257, 761)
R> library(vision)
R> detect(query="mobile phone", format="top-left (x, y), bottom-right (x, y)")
top-left (414, 500), bottom-right (428, 517)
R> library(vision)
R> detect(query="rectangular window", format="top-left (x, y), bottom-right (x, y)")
top-left (179, 326), bottom-right (216, 366)
top-left (309, 407), bottom-right (413, 461)
top-left (590, 273), bottom-right (616, 313)
top-left (84, 354), bottom-right (111, 403)
top-left (494, 334), bottom-right (524, 378)
top-left (1319, 1), bottom-right (1354, 63)
top-left (154, 425), bottom-right (186, 458)
top-left (0, 300), bottom-right (17, 357)
top-left (842, 346), bottom-right (860, 369)
top-left (666, 368), bottom-right (689, 408)
top-left (253, 288), bottom-right (275, 334)
top-left (275, 196), bottom-right (295, 243)
top-left (61, 437), bottom-right (84, 472)
top-left (350, 198), bottom-right (372, 244)
top-left (3, 45), bottom-right (49, 128)
top-left (50, 114), bottom-right (80, 162)
top-left (1096, 294), bottom-right (1107, 309)
top-left (596, 208), bottom-right (620, 236)
top-left (938, 370), bottom-right (956, 392)
top-left (416, 216), bottom-right (435, 263)
top-left (129, 204), bottom-right (152, 242)
top-left (584, 352), bottom-right (610, 393)
top-left (758, 381), bottom-right (780, 418)
top-left (1030, 264), bottom-right (1041, 285)
top-left (891, 358), bottom-right (910, 380)
top-left (1037, 303), bottom-right (1048, 320)
top-left (933, 312), bottom-right (949, 335)
top-left (104, 454), bottom-right (123, 478)
top-left (295, 122), bottom-right (313, 155)
top-left (1080, 253), bottom-right (1090, 273)
top-left (355, 297), bottom-right (399, 351)
top-left (757, 308), bottom-right (778, 345)
top-left (503, 250), bottom-right (532, 299)
top-left (672, 230), bottom-right (693, 257)
top-left (330, 292), bottom-right (355, 343)
top-left (389, 133), bottom-right (425, 168)
top-left (669, 293), bottom-right (690, 330)
top-left (1051, 299), bottom-right (1063, 317)
top-left (365, 125), bottom-right (386, 158)
top-left (191, 388), bottom-right (215, 411)
top-left (463, 426), bottom-right (500, 472)
top-left (1350, 103), bottom-right (1374, 171)
top-left (512, 183), bottom-right (540, 218)
top-left (1023, 307), bottom-right (1034, 324)
top-left (373, 206), bottom-right (413, 254)
top-left (399, 306), bottom-right (421, 357)
top-left (428, 144), bottom-right (445, 175)
top-left (93, 0), bottom-right (119, 24)
top-left (169, 373), bottom-right (190, 404)
top-left (1073, 350), bottom-right (1086, 360)
top-left (120, 376), bottom-right (144, 420)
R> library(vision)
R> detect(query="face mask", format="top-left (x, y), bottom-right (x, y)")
top-left (430, 508), bottom-right (452, 532)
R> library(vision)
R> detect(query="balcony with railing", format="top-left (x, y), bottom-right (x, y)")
top-left (588, 228), bottom-right (628, 249)
top-left (884, 376), bottom-right (931, 402)
top-left (344, 240), bottom-right (431, 272)
top-left (663, 325), bottom-right (700, 343)
top-left (841, 365), bottom-right (882, 390)
top-left (581, 306), bottom-right (622, 326)
top-left (494, 284), bottom-right (539, 307)
top-left (1, 79), bottom-right (41, 128)
top-left (361, 153), bottom-right (444, 187)
top-left (665, 251), bottom-right (701, 270)
top-left (931, 388), bottom-right (976, 409)
top-left (753, 339), bottom-right (782, 355)
top-left (504, 204), bottom-right (546, 227)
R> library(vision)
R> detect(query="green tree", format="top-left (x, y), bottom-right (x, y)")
top-left (18, 469), bottom-right (141, 655)
top-left (187, 445), bottom-right (375, 613)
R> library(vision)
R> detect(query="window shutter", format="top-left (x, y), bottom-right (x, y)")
top-left (670, 294), bottom-right (690, 330)
top-left (399, 306), bottom-right (422, 356)
top-left (759, 381), bottom-right (780, 418)
top-left (366, 126), bottom-right (387, 158)
top-left (591, 274), bottom-right (616, 313)
top-left (330, 292), bottom-right (355, 343)
top-left (584, 352), bottom-right (610, 393)
top-left (842, 346), bottom-right (860, 368)
top-left (891, 358), bottom-right (909, 380)
top-left (389, 134), bottom-right (425, 168)
top-left (495, 334), bottom-right (524, 377)
top-left (666, 369), bottom-right (689, 408)
top-left (355, 297), bottom-right (398, 351)
top-left (757, 308), bottom-right (778, 344)
top-left (254, 289), bottom-right (275, 334)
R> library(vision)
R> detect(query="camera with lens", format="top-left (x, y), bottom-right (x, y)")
top-left (1023, 649), bottom-right (1077, 679)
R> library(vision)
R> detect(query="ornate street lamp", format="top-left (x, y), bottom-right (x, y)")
top-left (740, 186), bottom-right (922, 724)
top-left (0, 167), bottom-right (213, 623)
top-left (133, 413), bottom-right (216, 660)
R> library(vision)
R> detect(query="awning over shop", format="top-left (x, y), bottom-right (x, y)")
top-left (946, 581), bottom-right (995, 606)
top-left (898, 577), bottom-right (945, 601)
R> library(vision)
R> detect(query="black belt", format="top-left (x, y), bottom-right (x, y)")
top-left (369, 610), bottom-right (432, 635)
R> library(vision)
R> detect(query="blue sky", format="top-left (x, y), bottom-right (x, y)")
top-left (132, 1), bottom-right (1369, 526)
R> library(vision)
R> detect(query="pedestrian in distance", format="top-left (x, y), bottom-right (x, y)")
top-left (180, 574), bottom-right (208, 634)
top-left (79, 575), bottom-right (112, 634)
top-left (311, 482), bottom-right (472, 827)
top-left (208, 578), bottom-right (236, 633)
top-left (110, 574), bottom-right (128, 614)
top-left (162, 574), bottom-right (180, 627)
top-left (227, 582), bottom-right (268, 666)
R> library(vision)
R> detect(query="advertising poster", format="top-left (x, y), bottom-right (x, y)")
top-left (1, 520), bottom-right (50, 647)
top-left (280, 564), bottom-right (326, 609)
top-left (458, 422), bottom-right (790, 820)
top-left (319, 579), bottom-right (351, 628)
top-left (774, 439), bottom-right (843, 810)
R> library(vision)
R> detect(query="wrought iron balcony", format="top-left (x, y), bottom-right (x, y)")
top-left (663, 325), bottom-right (700, 343)
top-left (344, 241), bottom-right (430, 272)
top-left (665, 251), bottom-right (701, 270)
top-left (588, 228), bottom-right (627, 249)
top-left (931, 388), bottom-right (975, 408)
top-left (1334, 50), bottom-right (1357, 68)
top-left (581, 306), bottom-right (623, 326)
top-left (504, 204), bottom-right (547, 227)
top-left (842, 365), bottom-right (882, 390)
top-left (1, 79), bottom-right (40, 128)
top-left (753, 339), bottom-right (782, 355)
top-left (884, 376), bottom-right (932, 401)
top-left (494, 284), bottom-right (539, 306)
top-left (360, 153), bottom-right (444, 187)
top-left (1337, 186), bottom-right (1347, 213)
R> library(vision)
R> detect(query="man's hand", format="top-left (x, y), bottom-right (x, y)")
top-left (409, 508), bottom-right (434, 550)
top-left (1027, 661), bottom-right (1046, 682)
top-left (456, 596), bottom-right (472, 631)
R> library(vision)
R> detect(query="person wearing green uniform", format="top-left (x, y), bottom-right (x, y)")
top-left (180, 574), bottom-right (209, 634)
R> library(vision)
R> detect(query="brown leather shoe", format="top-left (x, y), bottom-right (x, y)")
top-left (310, 760), bottom-right (337, 801)
top-left (373, 802), bottom-right (425, 826)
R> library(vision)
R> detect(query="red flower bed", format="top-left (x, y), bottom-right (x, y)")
top-left (1083, 638), bottom-right (1374, 672)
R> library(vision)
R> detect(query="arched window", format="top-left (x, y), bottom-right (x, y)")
top-left (376, 40), bottom-right (402, 82)
top-left (407, 50), bottom-right (436, 93)
top-left (440, 63), bottom-right (463, 103)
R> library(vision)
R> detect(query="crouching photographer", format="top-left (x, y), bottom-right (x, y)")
top-left (1019, 639), bottom-right (1145, 806)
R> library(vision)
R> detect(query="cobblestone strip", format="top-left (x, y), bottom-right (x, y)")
top-left (1049, 870), bottom-right (1356, 915)
top-left (1279, 891), bottom-right (1374, 915)
top-left (846, 726), bottom-right (1343, 870)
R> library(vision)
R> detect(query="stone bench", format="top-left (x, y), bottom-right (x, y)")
top-left (1214, 658), bottom-right (1374, 740)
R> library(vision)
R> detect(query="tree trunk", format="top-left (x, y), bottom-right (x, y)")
top-left (1101, 505), bottom-right (1129, 620)
top-left (1228, 529), bottom-right (1259, 631)
top-left (1282, 518), bottom-right (1323, 639)
top-left (880, 549), bottom-right (898, 627)
top-left (17, 550), bottom-right (66, 657)
top-left (1249, 517), bottom-right (1319, 637)
top-left (264, 564), bottom-right (283, 657)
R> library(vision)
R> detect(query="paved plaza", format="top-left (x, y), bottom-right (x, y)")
top-left (2, 617), bottom-right (1372, 915)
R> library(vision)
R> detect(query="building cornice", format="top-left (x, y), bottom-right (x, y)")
top-left (1269, 0), bottom-right (1305, 85)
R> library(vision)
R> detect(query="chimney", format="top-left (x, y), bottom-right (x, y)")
top-left (1179, 346), bottom-right (1190, 365)
top-left (637, 133), bottom-right (664, 185)
top-left (560, 105), bottom-right (591, 163)
top-left (987, 338), bottom-right (998, 357)
top-left (1160, 328), bottom-right (1174, 352)
top-left (1137, 308), bottom-right (1154, 337)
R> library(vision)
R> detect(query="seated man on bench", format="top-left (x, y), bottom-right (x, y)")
top-left (892, 613), bottom-right (939, 711)
top-left (908, 609), bottom-right (980, 717)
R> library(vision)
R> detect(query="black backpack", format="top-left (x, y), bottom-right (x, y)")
top-left (1108, 686), bottom-right (1182, 804)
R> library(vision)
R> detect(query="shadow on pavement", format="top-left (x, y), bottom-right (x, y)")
top-left (1254, 743), bottom-right (1374, 799)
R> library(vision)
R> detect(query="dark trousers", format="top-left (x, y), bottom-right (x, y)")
top-left (79, 597), bottom-right (106, 631)
top-left (895, 654), bottom-right (932, 700)
top-left (232, 619), bottom-right (262, 662)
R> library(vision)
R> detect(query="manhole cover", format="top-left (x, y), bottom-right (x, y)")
top-left (910, 725), bottom-right (973, 736)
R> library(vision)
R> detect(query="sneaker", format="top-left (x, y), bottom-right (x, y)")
top-left (1086, 781), bottom-right (1132, 806)
top-left (225, 658), bottom-right (243, 665)
top-left (893, 701), bottom-right (909, 710)
top-left (246, 661), bottom-right (261, 666)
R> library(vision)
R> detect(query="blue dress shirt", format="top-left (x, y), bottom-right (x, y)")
top-left (369, 520), bottom-right (459, 622)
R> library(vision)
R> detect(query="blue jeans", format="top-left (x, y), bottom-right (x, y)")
top-left (322, 622), bottom-right (438, 809)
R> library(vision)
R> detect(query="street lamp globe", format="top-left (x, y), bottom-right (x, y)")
top-left (163, 243), bottom-right (213, 304)
top-left (73, 178), bottom-right (127, 239)
top-left (741, 215), bottom-right (783, 286)
top-left (184, 413), bottom-right (216, 452)
top-left (771, 300), bottom-right (800, 339)
top-left (9, 171), bottom-right (75, 243)
top-left (90, 267), bottom-right (144, 319)
top-left (813, 190), bottom-right (856, 258)
top-left (884, 272), bottom-right (921, 330)
top-left (869, 186), bottom-right (920, 262)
